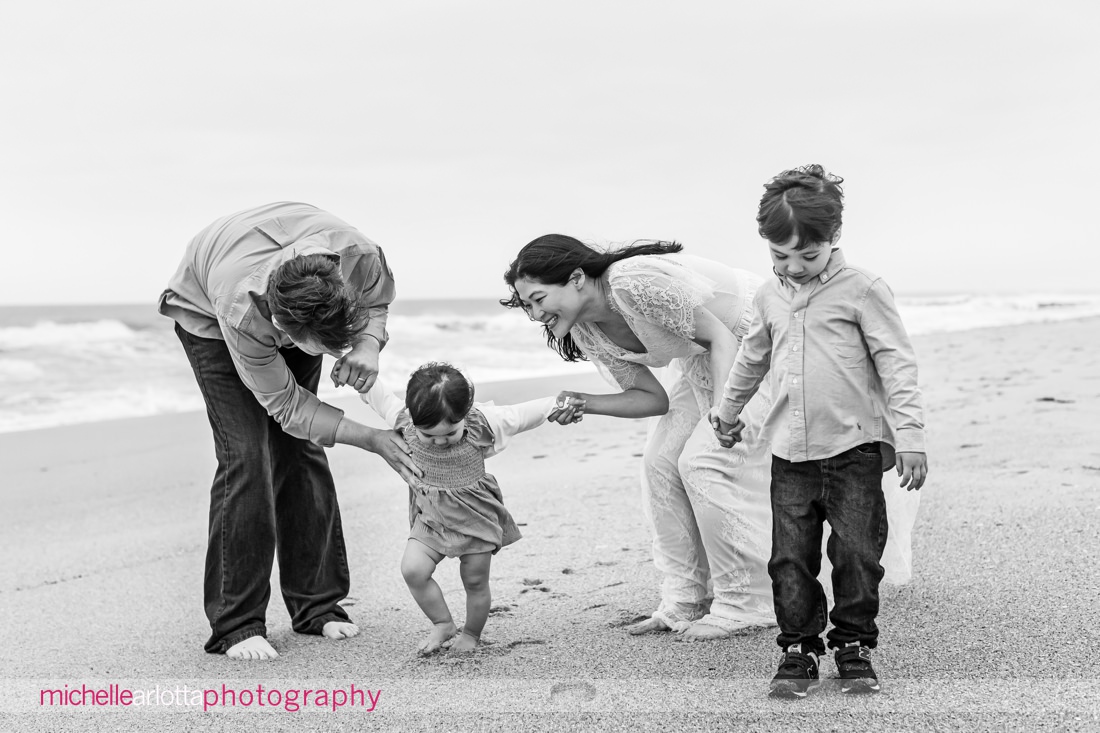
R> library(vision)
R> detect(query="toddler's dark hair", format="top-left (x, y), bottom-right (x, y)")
top-left (757, 164), bottom-right (845, 250)
top-left (406, 362), bottom-right (475, 428)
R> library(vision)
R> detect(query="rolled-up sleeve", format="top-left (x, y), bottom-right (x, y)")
top-left (346, 246), bottom-right (396, 348)
top-left (860, 279), bottom-right (926, 453)
top-left (222, 318), bottom-right (344, 446)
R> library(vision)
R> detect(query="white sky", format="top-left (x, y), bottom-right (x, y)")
top-left (2, 1), bottom-right (1097, 304)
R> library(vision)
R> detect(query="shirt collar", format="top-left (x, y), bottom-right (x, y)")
top-left (774, 246), bottom-right (847, 288)
top-left (820, 247), bottom-right (846, 283)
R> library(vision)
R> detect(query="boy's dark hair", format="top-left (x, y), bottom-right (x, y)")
top-left (499, 234), bottom-right (683, 362)
top-left (757, 164), bottom-right (845, 250)
top-left (267, 253), bottom-right (368, 352)
top-left (406, 362), bottom-right (475, 428)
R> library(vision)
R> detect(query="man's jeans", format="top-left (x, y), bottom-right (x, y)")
top-left (769, 443), bottom-right (888, 655)
top-left (175, 324), bottom-right (351, 653)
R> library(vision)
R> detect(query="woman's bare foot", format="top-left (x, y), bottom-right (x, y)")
top-left (678, 619), bottom-right (762, 641)
top-left (322, 621), bottom-right (360, 640)
top-left (678, 622), bottom-right (733, 641)
top-left (226, 636), bottom-right (278, 660)
top-left (626, 616), bottom-right (672, 635)
top-left (448, 630), bottom-right (480, 653)
top-left (418, 621), bottom-right (458, 656)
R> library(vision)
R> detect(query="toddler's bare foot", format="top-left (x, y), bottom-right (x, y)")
top-left (418, 621), bottom-right (458, 656)
top-left (448, 630), bottom-right (480, 653)
top-left (226, 636), bottom-right (278, 660)
top-left (627, 616), bottom-right (672, 635)
top-left (322, 621), bottom-right (360, 640)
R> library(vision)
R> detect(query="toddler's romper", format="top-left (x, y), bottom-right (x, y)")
top-left (398, 407), bottom-right (522, 557)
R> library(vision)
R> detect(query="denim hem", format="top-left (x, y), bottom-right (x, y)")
top-left (780, 637), bottom-right (825, 656)
top-left (826, 636), bottom-right (879, 651)
top-left (216, 626), bottom-right (267, 654)
top-left (299, 610), bottom-right (349, 636)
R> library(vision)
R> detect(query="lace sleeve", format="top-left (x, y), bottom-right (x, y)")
top-left (571, 324), bottom-right (645, 391)
top-left (607, 256), bottom-right (716, 342)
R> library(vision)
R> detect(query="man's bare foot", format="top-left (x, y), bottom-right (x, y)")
top-left (417, 621), bottom-right (458, 656)
top-left (626, 616), bottom-right (672, 635)
top-left (322, 621), bottom-right (360, 640)
top-left (226, 636), bottom-right (278, 660)
top-left (448, 630), bottom-right (480, 653)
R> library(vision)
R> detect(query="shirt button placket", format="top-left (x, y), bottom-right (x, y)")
top-left (790, 301), bottom-right (806, 460)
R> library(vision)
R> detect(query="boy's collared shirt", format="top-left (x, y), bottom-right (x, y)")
top-left (718, 248), bottom-right (925, 465)
top-left (158, 202), bottom-right (396, 447)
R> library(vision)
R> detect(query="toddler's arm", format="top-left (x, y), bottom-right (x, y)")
top-left (478, 397), bottom-right (558, 458)
top-left (360, 376), bottom-right (405, 429)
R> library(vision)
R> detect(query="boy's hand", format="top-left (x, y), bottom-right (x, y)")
top-left (896, 451), bottom-right (928, 491)
top-left (708, 407), bottom-right (744, 448)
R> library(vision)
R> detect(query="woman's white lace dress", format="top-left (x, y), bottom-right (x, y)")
top-left (571, 253), bottom-right (918, 632)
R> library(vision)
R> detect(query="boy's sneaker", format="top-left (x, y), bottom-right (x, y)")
top-left (835, 642), bottom-right (881, 694)
top-left (768, 643), bottom-right (822, 699)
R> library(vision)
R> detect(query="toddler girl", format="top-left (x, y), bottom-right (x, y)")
top-left (362, 362), bottom-right (579, 654)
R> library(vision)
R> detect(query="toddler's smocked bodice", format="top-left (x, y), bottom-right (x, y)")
top-left (396, 408), bottom-right (494, 490)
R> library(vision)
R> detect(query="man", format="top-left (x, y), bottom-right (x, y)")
top-left (159, 201), bottom-right (420, 660)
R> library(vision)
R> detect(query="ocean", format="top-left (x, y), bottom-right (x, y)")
top-left (1, 293), bottom-right (1098, 434)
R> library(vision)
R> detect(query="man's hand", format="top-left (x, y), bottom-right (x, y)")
top-left (896, 451), bottom-right (928, 491)
top-left (332, 335), bottom-right (380, 393)
top-left (547, 391), bottom-right (586, 425)
top-left (708, 407), bottom-right (745, 448)
top-left (365, 427), bottom-right (422, 485)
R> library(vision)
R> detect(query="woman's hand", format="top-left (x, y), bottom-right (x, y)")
top-left (331, 335), bottom-right (381, 393)
top-left (547, 391), bottom-right (587, 425)
top-left (708, 407), bottom-right (744, 448)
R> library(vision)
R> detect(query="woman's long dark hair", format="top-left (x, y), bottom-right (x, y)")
top-left (500, 234), bottom-right (682, 362)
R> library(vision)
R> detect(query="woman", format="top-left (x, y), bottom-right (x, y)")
top-left (502, 234), bottom-right (776, 639)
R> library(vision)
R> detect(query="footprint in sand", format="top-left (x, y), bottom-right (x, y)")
top-left (549, 681), bottom-right (597, 704)
top-left (610, 612), bottom-right (650, 628)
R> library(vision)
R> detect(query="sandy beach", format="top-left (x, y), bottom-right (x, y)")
top-left (1, 317), bottom-right (1099, 732)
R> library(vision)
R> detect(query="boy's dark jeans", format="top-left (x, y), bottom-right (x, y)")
top-left (175, 324), bottom-right (351, 653)
top-left (769, 443), bottom-right (888, 656)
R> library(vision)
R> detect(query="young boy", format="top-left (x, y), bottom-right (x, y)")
top-left (711, 164), bottom-right (928, 698)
